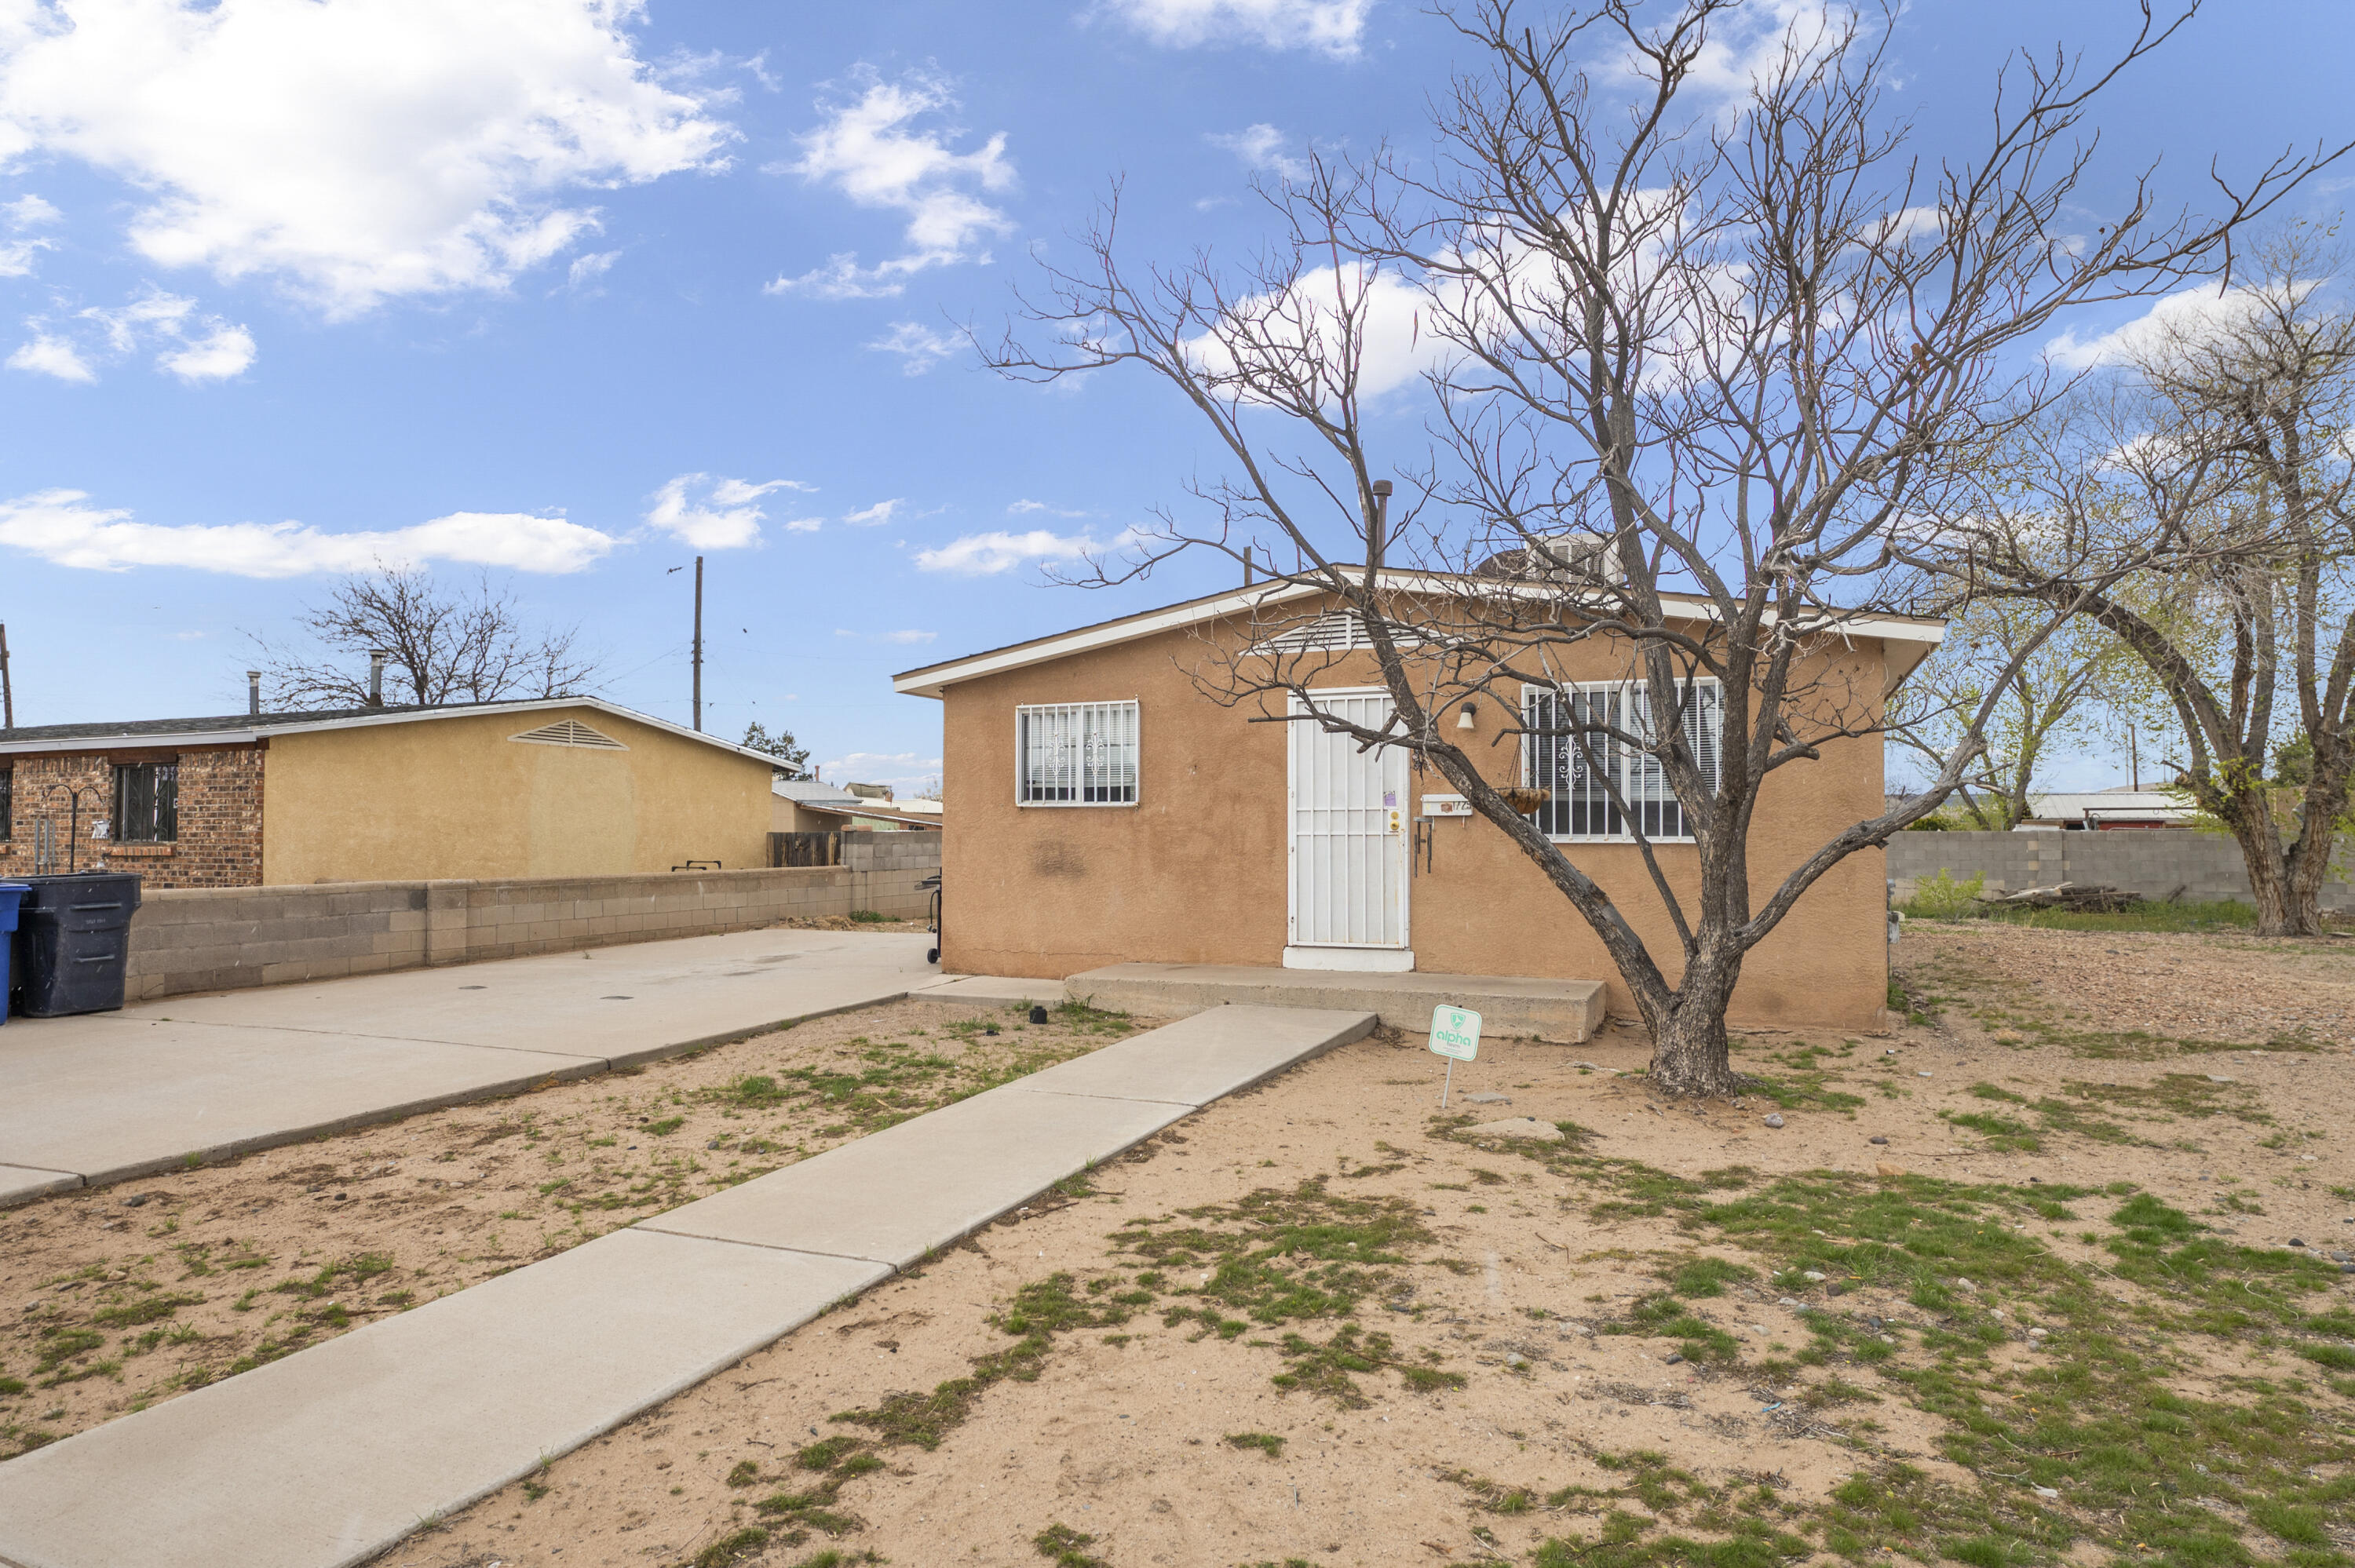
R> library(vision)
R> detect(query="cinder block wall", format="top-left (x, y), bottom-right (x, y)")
top-left (1887, 830), bottom-right (2355, 910)
top-left (840, 830), bottom-right (939, 920)
top-left (124, 839), bottom-right (942, 1001)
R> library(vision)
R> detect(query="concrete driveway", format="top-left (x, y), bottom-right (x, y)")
top-left (0, 928), bottom-right (937, 1203)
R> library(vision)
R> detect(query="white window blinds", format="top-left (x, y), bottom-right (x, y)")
top-left (1523, 680), bottom-right (1721, 840)
top-left (1017, 701), bottom-right (1140, 805)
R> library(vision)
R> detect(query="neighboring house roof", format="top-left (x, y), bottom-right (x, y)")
top-left (891, 575), bottom-right (1946, 699)
top-left (772, 778), bottom-right (869, 809)
top-left (0, 695), bottom-right (787, 769)
top-left (2024, 791), bottom-right (2193, 824)
top-left (892, 797), bottom-right (943, 815)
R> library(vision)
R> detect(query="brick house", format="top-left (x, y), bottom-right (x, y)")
top-left (0, 698), bottom-right (784, 890)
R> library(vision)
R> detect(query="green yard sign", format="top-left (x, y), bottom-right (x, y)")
top-left (1429, 1005), bottom-right (1481, 1107)
top-left (1429, 1005), bottom-right (1481, 1061)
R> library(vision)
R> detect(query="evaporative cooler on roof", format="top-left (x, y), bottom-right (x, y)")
top-left (507, 719), bottom-right (628, 750)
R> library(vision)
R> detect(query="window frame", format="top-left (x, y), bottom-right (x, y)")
top-left (1015, 699), bottom-right (1141, 808)
top-left (0, 765), bottom-right (10, 841)
top-left (111, 758), bottom-right (181, 844)
top-left (1521, 679), bottom-right (1722, 844)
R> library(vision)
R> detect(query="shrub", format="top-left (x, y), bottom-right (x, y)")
top-left (1906, 867), bottom-right (1984, 920)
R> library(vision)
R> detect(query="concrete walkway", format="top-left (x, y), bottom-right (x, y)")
top-left (0, 1004), bottom-right (1374, 1568)
top-left (0, 928), bottom-right (940, 1205)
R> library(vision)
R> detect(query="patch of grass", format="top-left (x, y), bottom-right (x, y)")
top-left (271, 1253), bottom-right (394, 1300)
top-left (691, 1526), bottom-right (771, 1567)
top-left (1033, 1523), bottom-right (1109, 1567)
top-left (89, 1292), bottom-right (204, 1329)
top-left (1939, 1110), bottom-right (2041, 1152)
top-left (1224, 1431), bottom-right (1286, 1457)
top-left (644, 1115), bottom-right (686, 1137)
top-left (847, 910), bottom-right (893, 924)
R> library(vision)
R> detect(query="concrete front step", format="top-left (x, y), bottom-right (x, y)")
top-left (1064, 962), bottom-right (1606, 1042)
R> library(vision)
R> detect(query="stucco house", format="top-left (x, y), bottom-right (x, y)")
top-left (895, 580), bottom-right (1941, 1031)
top-left (0, 696), bottom-right (782, 888)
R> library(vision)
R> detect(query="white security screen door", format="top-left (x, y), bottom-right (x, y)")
top-left (1287, 689), bottom-right (1412, 971)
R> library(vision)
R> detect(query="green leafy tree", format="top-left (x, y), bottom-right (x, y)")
top-left (740, 721), bottom-right (810, 779)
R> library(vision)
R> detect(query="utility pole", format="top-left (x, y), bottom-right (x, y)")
top-left (692, 555), bottom-right (704, 733)
top-left (0, 621), bottom-right (13, 730)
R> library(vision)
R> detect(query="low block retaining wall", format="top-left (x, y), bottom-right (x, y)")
top-left (1887, 829), bottom-right (2355, 911)
top-left (123, 831), bottom-right (940, 1001)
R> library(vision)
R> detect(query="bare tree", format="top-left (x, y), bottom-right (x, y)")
top-left (981, 0), bottom-right (2331, 1094)
top-left (1891, 599), bottom-right (2127, 829)
top-left (1969, 228), bottom-right (2355, 934)
top-left (251, 567), bottom-right (601, 709)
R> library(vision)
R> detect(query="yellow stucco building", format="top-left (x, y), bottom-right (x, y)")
top-left (0, 698), bottom-right (783, 888)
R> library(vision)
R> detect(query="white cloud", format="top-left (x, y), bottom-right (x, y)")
top-left (2043, 282), bottom-right (2317, 372)
top-left (7, 332), bottom-right (93, 382)
top-left (766, 68), bottom-right (1013, 298)
top-left (816, 751), bottom-right (943, 793)
top-left (867, 319), bottom-right (960, 374)
top-left (1099, 0), bottom-right (1372, 57)
top-left (1206, 123), bottom-right (1309, 180)
top-left (0, 488), bottom-right (615, 576)
top-left (834, 627), bottom-right (937, 645)
top-left (561, 250), bottom-right (620, 295)
top-left (912, 527), bottom-right (1123, 575)
top-left (780, 516), bottom-right (823, 534)
top-left (9, 287), bottom-right (256, 383)
top-left (157, 323), bottom-right (257, 381)
top-left (1008, 499), bottom-right (1091, 517)
top-left (0, 191), bottom-right (59, 276)
top-left (0, 0), bottom-right (732, 315)
top-left (842, 498), bottom-right (903, 527)
top-left (644, 472), bottom-right (811, 550)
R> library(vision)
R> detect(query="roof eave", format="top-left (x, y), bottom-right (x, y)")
top-left (893, 573), bottom-right (1948, 699)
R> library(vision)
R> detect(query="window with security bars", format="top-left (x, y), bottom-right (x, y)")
top-left (113, 760), bottom-right (180, 843)
top-left (1017, 701), bottom-right (1140, 805)
top-left (1523, 680), bottom-right (1721, 841)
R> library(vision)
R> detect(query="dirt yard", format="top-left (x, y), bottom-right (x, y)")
top-left (0, 996), bottom-right (1161, 1459)
top-left (12, 921), bottom-right (2355, 1568)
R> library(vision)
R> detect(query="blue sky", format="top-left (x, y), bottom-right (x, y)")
top-left (0, 0), bottom-right (2348, 793)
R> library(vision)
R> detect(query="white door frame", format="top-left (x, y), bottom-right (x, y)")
top-left (1284, 687), bottom-right (1413, 972)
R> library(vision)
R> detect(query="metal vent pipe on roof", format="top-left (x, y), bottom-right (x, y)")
top-left (368, 651), bottom-right (387, 706)
top-left (246, 670), bottom-right (261, 717)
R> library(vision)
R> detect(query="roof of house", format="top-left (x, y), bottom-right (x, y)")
top-left (0, 695), bottom-right (787, 769)
top-left (772, 778), bottom-right (868, 808)
top-left (2025, 791), bottom-right (2193, 822)
top-left (891, 574), bottom-right (1947, 700)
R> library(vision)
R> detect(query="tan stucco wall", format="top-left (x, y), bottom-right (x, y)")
top-left (260, 707), bottom-right (773, 884)
top-left (940, 619), bottom-right (1893, 1031)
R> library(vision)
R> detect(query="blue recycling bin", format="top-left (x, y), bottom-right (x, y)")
top-left (0, 883), bottom-right (27, 1026)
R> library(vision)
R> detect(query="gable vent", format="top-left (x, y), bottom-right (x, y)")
top-left (1251, 611), bottom-right (1368, 653)
top-left (509, 719), bottom-right (628, 750)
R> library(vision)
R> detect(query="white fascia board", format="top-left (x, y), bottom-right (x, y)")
top-left (0, 727), bottom-right (260, 756)
top-left (892, 582), bottom-right (1325, 698)
top-left (261, 698), bottom-right (787, 769)
top-left (0, 698), bottom-right (786, 769)
top-left (894, 572), bottom-right (1945, 699)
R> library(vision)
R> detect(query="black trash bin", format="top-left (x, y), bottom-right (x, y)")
top-left (9, 872), bottom-right (144, 1017)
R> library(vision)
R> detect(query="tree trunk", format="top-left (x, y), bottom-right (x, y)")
top-left (1645, 954), bottom-right (1748, 1098)
top-left (2233, 816), bottom-right (2315, 937)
